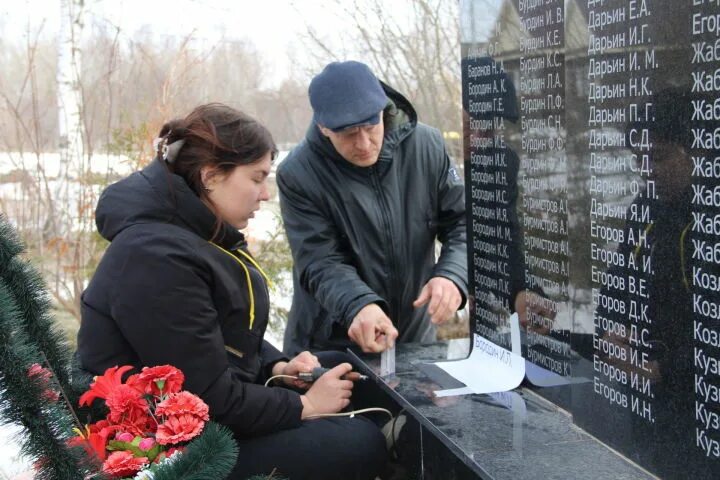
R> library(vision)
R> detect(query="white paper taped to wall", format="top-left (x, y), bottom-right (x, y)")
top-left (434, 313), bottom-right (525, 397)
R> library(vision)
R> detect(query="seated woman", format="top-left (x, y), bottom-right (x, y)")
top-left (76, 103), bottom-right (386, 480)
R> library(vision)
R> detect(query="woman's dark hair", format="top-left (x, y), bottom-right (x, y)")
top-left (155, 103), bottom-right (277, 238)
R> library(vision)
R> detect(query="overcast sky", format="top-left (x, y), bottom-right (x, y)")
top-left (0, 0), bottom-right (421, 88)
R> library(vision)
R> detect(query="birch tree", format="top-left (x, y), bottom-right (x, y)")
top-left (55, 0), bottom-right (85, 240)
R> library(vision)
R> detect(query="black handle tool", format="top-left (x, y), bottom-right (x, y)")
top-left (297, 367), bottom-right (368, 382)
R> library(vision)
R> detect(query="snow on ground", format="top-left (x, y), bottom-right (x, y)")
top-left (0, 152), bottom-right (135, 177)
top-left (0, 424), bottom-right (33, 479)
top-left (0, 151), bottom-right (293, 478)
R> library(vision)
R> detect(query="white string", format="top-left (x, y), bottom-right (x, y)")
top-left (264, 374), bottom-right (297, 387)
top-left (304, 407), bottom-right (393, 420)
top-left (262, 377), bottom-right (392, 422)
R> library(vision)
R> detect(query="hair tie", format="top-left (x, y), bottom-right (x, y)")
top-left (153, 133), bottom-right (186, 164)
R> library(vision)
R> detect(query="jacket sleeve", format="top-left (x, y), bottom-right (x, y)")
top-left (260, 340), bottom-right (289, 380)
top-left (109, 236), bottom-right (303, 436)
top-left (277, 166), bottom-right (387, 327)
top-left (431, 144), bottom-right (469, 308)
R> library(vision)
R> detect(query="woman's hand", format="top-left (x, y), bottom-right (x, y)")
top-left (271, 351), bottom-right (321, 389)
top-left (300, 363), bottom-right (354, 419)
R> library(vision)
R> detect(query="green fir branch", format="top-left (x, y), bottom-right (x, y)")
top-left (0, 214), bottom-right (23, 266)
top-left (0, 216), bottom-right (77, 406)
top-left (0, 281), bottom-right (89, 480)
top-left (0, 217), bottom-right (239, 479)
top-left (149, 422), bottom-right (238, 480)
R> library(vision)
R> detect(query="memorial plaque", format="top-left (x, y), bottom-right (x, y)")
top-left (461, 1), bottom-right (720, 477)
top-left (463, 0), bottom-right (573, 409)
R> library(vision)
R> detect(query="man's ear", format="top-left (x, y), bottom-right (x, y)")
top-left (318, 124), bottom-right (332, 138)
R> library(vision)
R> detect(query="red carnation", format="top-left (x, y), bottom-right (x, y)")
top-left (106, 384), bottom-right (147, 420)
top-left (129, 365), bottom-right (185, 396)
top-left (155, 391), bottom-right (209, 420)
top-left (155, 414), bottom-right (206, 445)
top-left (101, 450), bottom-right (148, 477)
top-left (79, 365), bottom-right (134, 407)
top-left (106, 385), bottom-right (151, 435)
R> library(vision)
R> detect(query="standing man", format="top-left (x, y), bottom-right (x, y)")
top-left (278, 61), bottom-right (467, 355)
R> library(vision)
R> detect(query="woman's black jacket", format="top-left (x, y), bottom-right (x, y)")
top-left (77, 159), bottom-right (302, 437)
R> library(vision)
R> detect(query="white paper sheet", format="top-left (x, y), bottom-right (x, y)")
top-left (434, 313), bottom-right (525, 397)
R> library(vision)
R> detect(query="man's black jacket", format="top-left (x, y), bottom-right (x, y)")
top-left (77, 159), bottom-right (302, 437)
top-left (278, 83), bottom-right (468, 355)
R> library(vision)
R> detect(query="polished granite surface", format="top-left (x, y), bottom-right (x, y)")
top-left (352, 341), bottom-right (654, 480)
top-left (458, 1), bottom-right (720, 477)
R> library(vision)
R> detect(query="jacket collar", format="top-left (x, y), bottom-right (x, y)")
top-left (142, 159), bottom-right (246, 250)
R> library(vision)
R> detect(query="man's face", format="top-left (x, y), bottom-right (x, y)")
top-left (319, 116), bottom-right (384, 167)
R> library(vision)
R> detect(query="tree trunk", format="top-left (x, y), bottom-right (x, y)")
top-left (54, 0), bottom-right (85, 239)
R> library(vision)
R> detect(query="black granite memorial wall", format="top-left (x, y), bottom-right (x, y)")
top-left (461, 1), bottom-right (719, 478)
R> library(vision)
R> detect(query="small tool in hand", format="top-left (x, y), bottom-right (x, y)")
top-left (296, 367), bottom-right (368, 382)
top-left (380, 341), bottom-right (395, 377)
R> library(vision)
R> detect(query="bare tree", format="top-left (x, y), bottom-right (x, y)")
top-left (55, 0), bottom-right (85, 238)
top-left (252, 78), bottom-right (312, 147)
top-left (0, 8), bottom-right (293, 332)
top-left (297, 0), bottom-right (462, 160)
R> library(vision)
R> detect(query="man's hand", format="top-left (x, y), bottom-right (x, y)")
top-left (413, 277), bottom-right (462, 325)
top-left (271, 351), bottom-right (321, 389)
top-left (348, 304), bottom-right (398, 353)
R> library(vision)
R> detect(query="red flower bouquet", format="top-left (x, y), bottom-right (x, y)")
top-left (72, 365), bottom-right (210, 479)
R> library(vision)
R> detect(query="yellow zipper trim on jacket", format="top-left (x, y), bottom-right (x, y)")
top-left (210, 242), bottom-right (271, 330)
top-left (235, 249), bottom-right (273, 289)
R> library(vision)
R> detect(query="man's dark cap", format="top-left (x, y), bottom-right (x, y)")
top-left (309, 61), bottom-right (388, 132)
